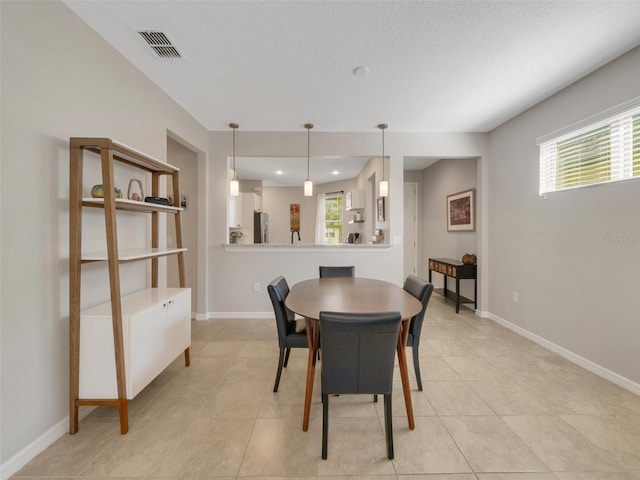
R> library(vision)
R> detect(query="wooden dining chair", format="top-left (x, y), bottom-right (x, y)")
top-left (403, 275), bottom-right (434, 391)
top-left (319, 310), bottom-right (401, 460)
top-left (318, 265), bottom-right (355, 278)
top-left (267, 276), bottom-right (308, 392)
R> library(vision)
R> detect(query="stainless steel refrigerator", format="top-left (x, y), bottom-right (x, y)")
top-left (253, 212), bottom-right (269, 244)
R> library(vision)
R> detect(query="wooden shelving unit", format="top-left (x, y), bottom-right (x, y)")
top-left (69, 137), bottom-right (190, 435)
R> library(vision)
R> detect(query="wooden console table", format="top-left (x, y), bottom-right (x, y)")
top-left (428, 258), bottom-right (477, 313)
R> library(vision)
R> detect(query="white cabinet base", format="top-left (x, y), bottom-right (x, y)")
top-left (79, 288), bottom-right (191, 399)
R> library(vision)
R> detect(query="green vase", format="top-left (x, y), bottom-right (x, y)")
top-left (91, 184), bottom-right (123, 199)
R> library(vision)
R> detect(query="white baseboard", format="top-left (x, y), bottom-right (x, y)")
top-left (1, 408), bottom-right (96, 480)
top-left (206, 311), bottom-right (273, 319)
top-left (194, 312), bottom-right (274, 320)
top-left (1, 417), bottom-right (67, 480)
top-left (487, 312), bottom-right (640, 396)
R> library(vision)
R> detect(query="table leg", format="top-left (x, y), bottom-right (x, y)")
top-left (474, 277), bottom-right (478, 310)
top-left (302, 317), bottom-right (319, 432)
top-left (397, 319), bottom-right (415, 430)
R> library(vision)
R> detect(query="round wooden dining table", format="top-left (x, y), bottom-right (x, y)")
top-left (285, 277), bottom-right (423, 432)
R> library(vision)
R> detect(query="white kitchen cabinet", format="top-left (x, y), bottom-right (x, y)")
top-left (79, 288), bottom-right (191, 399)
top-left (228, 194), bottom-right (243, 228)
top-left (346, 188), bottom-right (365, 210)
top-left (236, 193), bottom-right (263, 244)
top-left (243, 192), bottom-right (262, 213)
top-left (229, 193), bottom-right (261, 230)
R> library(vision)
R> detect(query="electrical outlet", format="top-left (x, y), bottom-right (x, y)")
top-left (254, 282), bottom-right (260, 293)
top-left (512, 291), bottom-right (519, 303)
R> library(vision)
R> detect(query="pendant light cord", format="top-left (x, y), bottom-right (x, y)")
top-left (304, 123), bottom-right (313, 180)
top-left (307, 127), bottom-right (310, 179)
top-left (382, 126), bottom-right (385, 181)
top-left (229, 122), bottom-right (239, 180)
top-left (378, 123), bottom-right (387, 181)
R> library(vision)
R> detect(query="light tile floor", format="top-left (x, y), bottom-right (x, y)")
top-left (13, 294), bottom-right (640, 479)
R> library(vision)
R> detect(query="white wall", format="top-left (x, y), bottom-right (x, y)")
top-left (208, 131), bottom-right (489, 317)
top-left (488, 46), bottom-right (640, 386)
top-left (0, 0), bottom-right (209, 471)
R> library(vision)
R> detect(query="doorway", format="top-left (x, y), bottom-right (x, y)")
top-left (167, 136), bottom-right (199, 314)
top-left (403, 182), bottom-right (418, 279)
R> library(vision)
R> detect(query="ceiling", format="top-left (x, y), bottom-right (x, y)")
top-left (62, 1), bottom-right (640, 182)
top-left (235, 155), bottom-right (370, 187)
top-left (63, 1), bottom-right (640, 135)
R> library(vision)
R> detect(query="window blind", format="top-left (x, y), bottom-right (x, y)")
top-left (538, 104), bottom-right (640, 195)
top-left (634, 114), bottom-right (640, 177)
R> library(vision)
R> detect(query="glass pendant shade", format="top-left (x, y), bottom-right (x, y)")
top-left (304, 179), bottom-right (313, 196)
top-left (379, 180), bottom-right (388, 197)
top-left (230, 179), bottom-right (239, 197)
top-left (229, 122), bottom-right (239, 196)
top-left (304, 123), bottom-right (314, 197)
top-left (378, 123), bottom-right (388, 197)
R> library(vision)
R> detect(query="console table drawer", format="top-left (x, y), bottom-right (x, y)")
top-left (428, 258), bottom-right (477, 313)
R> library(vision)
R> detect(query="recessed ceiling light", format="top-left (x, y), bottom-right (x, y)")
top-left (276, 170), bottom-right (283, 175)
top-left (353, 66), bottom-right (369, 77)
top-left (332, 171), bottom-right (339, 175)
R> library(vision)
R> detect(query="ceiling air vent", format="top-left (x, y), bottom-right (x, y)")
top-left (136, 30), bottom-right (182, 59)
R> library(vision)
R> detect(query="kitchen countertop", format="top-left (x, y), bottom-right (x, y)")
top-left (223, 243), bottom-right (391, 252)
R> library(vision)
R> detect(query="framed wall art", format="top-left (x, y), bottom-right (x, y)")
top-left (290, 203), bottom-right (300, 231)
top-left (447, 188), bottom-right (475, 232)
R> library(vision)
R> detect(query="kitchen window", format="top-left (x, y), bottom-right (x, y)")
top-left (538, 101), bottom-right (640, 194)
top-left (323, 194), bottom-right (343, 244)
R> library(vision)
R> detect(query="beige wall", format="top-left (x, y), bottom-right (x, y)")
top-left (262, 177), bottom-right (358, 245)
top-left (420, 158), bottom-right (479, 300)
top-left (0, 0), bottom-right (209, 469)
top-left (0, 2), bottom-right (489, 470)
top-left (207, 131), bottom-right (488, 317)
top-left (167, 137), bottom-right (199, 312)
top-left (7, 0), bottom-right (639, 475)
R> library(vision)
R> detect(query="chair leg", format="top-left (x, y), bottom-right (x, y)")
top-left (273, 347), bottom-right (286, 392)
top-left (384, 393), bottom-right (394, 459)
top-left (412, 344), bottom-right (423, 391)
top-left (283, 347), bottom-right (292, 368)
top-left (373, 394), bottom-right (378, 403)
top-left (322, 393), bottom-right (329, 459)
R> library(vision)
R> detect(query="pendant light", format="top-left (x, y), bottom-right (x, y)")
top-left (304, 123), bottom-right (314, 196)
top-left (229, 122), bottom-right (239, 196)
top-left (378, 123), bottom-right (388, 197)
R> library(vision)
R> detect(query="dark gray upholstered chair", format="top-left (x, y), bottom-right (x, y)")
top-left (403, 275), bottom-right (435, 391)
top-left (318, 265), bottom-right (355, 278)
top-left (319, 311), bottom-right (401, 460)
top-left (267, 276), bottom-right (308, 393)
